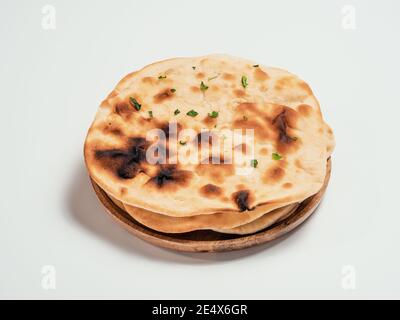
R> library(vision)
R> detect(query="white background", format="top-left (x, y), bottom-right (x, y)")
top-left (1, 0), bottom-right (399, 299)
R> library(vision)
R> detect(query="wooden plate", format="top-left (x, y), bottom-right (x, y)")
top-left (90, 159), bottom-right (331, 252)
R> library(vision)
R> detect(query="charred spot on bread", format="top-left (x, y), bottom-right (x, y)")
top-left (114, 102), bottom-right (133, 120)
top-left (273, 110), bottom-right (296, 144)
top-left (146, 165), bottom-right (193, 190)
top-left (95, 149), bottom-right (127, 160)
top-left (232, 190), bottom-right (253, 212)
top-left (272, 108), bottom-right (301, 153)
top-left (95, 137), bottom-right (148, 180)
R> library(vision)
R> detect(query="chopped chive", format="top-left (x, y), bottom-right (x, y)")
top-left (200, 81), bottom-right (209, 92)
top-left (186, 109), bottom-right (199, 117)
top-left (208, 111), bottom-right (219, 118)
top-left (170, 88), bottom-right (176, 93)
top-left (174, 109), bottom-right (180, 115)
top-left (272, 152), bottom-right (282, 160)
top-left (250, 159), bottom-right (258, 168)
top-left (129, 97), bottom-right (141, 111)
top-left (179, 140), bottom-right (187, 145)
top-left (158, 75), bottom-right (167, 79)
top-left (148, 111), bottom-right (153, 118)
top-left (241, 75), bottom-right (248, 88)
top-left (208, 75), bottom-right (219, 81)
top-left (253, 64), bottom-right (259, 68)
top-left (192, 66), bottom-right (196, 70)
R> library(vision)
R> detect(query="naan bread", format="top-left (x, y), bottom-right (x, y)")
top-left (121, 199), bottom-right (299, 233)
top-left (213, 203), bottom-right (299, 235)
top-left (85, 54), bottom-right (334, 217)
top-left (106, 187), bottom-right (298, 234)
top-left (102, 158), bottom-right (330, 234)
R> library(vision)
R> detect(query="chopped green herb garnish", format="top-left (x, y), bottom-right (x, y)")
top-left (208, 111), bottom-right (219, 118)
top-left (241, 75), bottom-right (248, 88)
top-left (272, 152), bottom-right (282, 160)
top-left (186, 109), bottom-right (199, 117)
top-left (148, 111), bottom-right (153, 118)
top-left (158, 75), bottom-right (167, 79)
top-left (174, 109), bottom-right (180, 115)
top-left (129, 97), bottom-right (141, 111)
top-left (292, 136), bottom-right (298, 141)
top-left (179, 140), bottom-right (187, 145)
top-left (170, 88), bottom-right (176, 93)
top-left (200, 81), bottom-right (209, 92)
top-left (250, 159), bottom-right (258, 168)
top-left (208, 75), bottom-right (219, 81)
top-left (192, 66), bottom-right (196, 70)
top-left (253, 64), bottom-right (259, 68)
top-left (243, 115), bottom-right (248, 121)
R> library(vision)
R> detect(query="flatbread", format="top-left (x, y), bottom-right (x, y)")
top-left (85, 54), bottom-right (334, 216)
top-left (100, 157), bottom-right (330, 234)
top-left (213, 203), bottom-right (299, 235)
top-left (105, 188), bottom-right (298, 234)
top-left (121, 200), bottom-right (299, 233)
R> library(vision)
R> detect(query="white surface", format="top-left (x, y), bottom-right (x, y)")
top-left (1, 0), bottom-right (399, 299)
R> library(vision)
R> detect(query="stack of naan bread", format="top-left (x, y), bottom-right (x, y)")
top-left (84, 54), bottom-right (334, 235)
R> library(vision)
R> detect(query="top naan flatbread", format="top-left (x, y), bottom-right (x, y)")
top-left (84, 54), bottom-right (334, 216)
